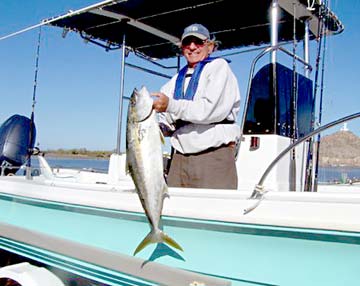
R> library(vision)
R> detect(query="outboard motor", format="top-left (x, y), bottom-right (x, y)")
top-left (0, 114), bottom-right (36, 175)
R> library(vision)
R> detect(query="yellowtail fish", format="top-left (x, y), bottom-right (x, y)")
top-left (126, 86), bottom-right (183, 255)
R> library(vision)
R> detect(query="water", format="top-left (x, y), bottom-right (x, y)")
top-left (26, 156), bottom-right (109, 174)
top-left (30, 156), bottom-right (360, 183)
top-left (45, 157), bottom-right (109, 173)
top-left (317, 166), bottom-right (360, 183)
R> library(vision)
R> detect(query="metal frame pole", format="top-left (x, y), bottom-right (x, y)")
top-left (304, 20), bottom-right (310, 78)
top-left (270, 0), bottom-right (279, 63)
top-left (116, 32), bottom-right (127, 154)
top-left (303, 18), bottom-right (314, 192)
top-left (270, 0), bottom-right (279, 144)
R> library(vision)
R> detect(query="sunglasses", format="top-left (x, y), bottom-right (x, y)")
top-left (181, 37), bottom-right (207, 47)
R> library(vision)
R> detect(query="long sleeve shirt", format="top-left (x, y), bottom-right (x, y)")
top-left (160, 57), bottom-right (241, 154)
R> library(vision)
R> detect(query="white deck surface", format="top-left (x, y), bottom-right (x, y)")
top-left (0, 174), bottom-right (359, 232)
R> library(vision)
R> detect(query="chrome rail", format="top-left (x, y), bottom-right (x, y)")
top-left (244, 111), bottom-right (360, 214)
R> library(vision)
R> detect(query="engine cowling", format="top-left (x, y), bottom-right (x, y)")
top-left (0, 114), bottom-right (36, 175)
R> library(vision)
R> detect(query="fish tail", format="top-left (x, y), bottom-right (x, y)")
top-left (160, 231), bottom-right (184, 252)
top-left (133, 230), bottom-right (183, 255)
top-left (133, 231), bottom-right (154, 255)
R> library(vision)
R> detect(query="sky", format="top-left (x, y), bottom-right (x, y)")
top-left (0, 0), bottom-right (359, 152)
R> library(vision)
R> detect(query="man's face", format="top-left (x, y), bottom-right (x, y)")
top-left (181, 36), bottom-right (213, 68)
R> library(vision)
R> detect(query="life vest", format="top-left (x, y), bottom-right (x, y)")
top-left (174, 57), bottom-right (218, 100)
top-left (173, 57), bottom-right (234, 129)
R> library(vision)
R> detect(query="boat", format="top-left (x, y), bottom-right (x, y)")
top-left (0, 1), bottom-right (359, 285)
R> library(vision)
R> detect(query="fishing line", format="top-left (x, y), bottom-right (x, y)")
top-left (290, 3), bottom-right (298, 192)
top-left (26, 26), bottom-right (42, 177)
top-left (291, 4), bottom-right (298, 142)
top-left (304, 0), bottom-right (327, 191)
top-left (31, 26), bottom-right (42, 117)
top-left (313, 0), bottom-right (329, 191)
top-left (0, 0), bottom-right (126, 41)
top-left (135, 109), bottom-right (154, 123)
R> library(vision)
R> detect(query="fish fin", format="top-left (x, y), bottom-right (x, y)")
top-left (161, 231), bottom-right (184, 252)
top-left (133, 229), bottom-right (183, 255)
top-left (159, 129), bottom-right (165, 145)
top-left (133, 231), bottom-right (154, 255)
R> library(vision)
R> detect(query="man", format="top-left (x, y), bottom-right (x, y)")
top-left (152, 23), bottom-right (241, 189)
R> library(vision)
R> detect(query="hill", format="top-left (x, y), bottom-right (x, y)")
top-left (319, 131), bottom-right (360, 167)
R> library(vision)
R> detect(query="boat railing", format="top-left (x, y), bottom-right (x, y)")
top-left (0, 163), bottom-right (21, 177)
top-left (244, 111), bottom-right (360, 214)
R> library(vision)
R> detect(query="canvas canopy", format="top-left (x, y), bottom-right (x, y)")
top-left (45, 0), bottom-right (343, 59)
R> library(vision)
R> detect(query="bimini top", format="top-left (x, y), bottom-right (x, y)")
top-left (43, 0), bottom-right (344, 59)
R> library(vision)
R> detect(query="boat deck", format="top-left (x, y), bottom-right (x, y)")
top-left (1, 174), bottom-right (360, 232)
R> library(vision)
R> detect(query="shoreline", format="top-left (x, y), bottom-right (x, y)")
top-left (44, 152), bottom-right (113, 159)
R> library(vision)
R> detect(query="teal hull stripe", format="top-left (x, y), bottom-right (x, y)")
top-left (1, 192), bottom-right (359, 245)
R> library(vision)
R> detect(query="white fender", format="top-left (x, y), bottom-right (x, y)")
top-left (0, 262), bottom-right (64, 286)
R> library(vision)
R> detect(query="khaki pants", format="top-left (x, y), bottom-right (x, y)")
top-left (167, 145), bottom-right (238, 189)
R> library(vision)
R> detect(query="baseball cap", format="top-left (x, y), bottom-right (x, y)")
top-left (181, 23), bottom-right (210, 42)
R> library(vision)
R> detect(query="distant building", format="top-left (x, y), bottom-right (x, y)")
top-left (340, 122), bottom-right (349, 132)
